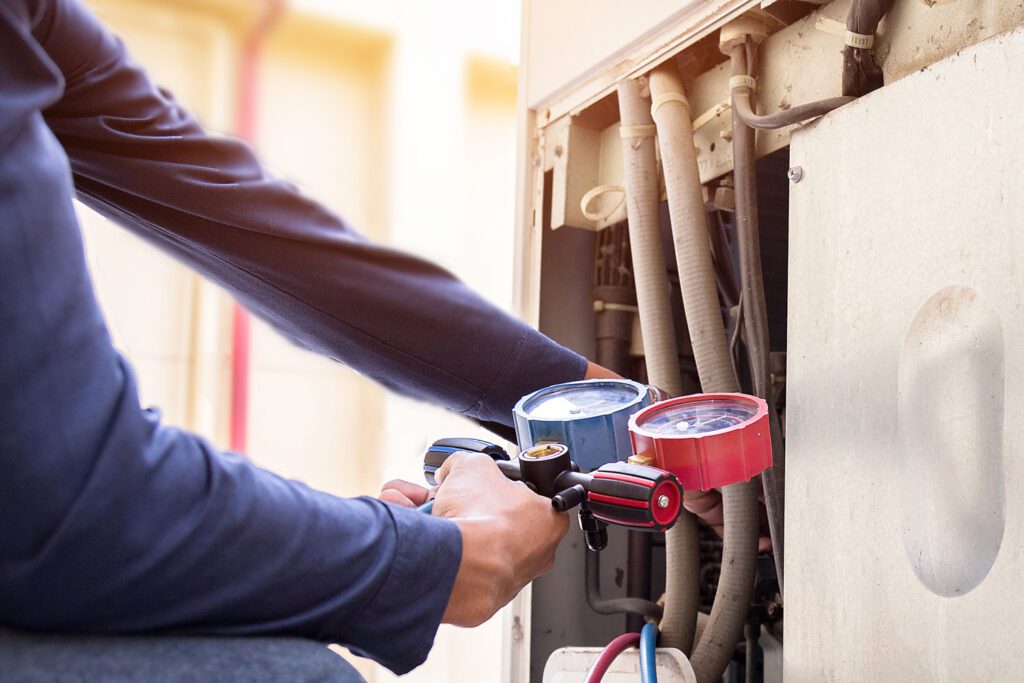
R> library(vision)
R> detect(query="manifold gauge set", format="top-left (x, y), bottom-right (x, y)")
top-left (422, 378), bottom-right (772, 540)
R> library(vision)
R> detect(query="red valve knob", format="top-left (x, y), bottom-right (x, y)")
top-left (587, 462), bottom-right (683, 531)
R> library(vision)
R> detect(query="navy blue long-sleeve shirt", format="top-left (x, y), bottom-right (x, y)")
top-left (0, 0), bottom-right (586, 674)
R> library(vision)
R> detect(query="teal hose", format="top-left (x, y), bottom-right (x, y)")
top-left (417, 500), bottom-right (434, 515)
top-left (640, 623), bottom-right (658, 683)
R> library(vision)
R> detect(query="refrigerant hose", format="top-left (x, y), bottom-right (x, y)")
top-left (584, 632), bottom-right (641, 683)
top-left (640, 622), bottom-right (660, 683)
top-left (586, 624), bottom-right (661, 683)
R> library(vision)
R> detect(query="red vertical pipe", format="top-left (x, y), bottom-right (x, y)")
top-left (230, 0), bottom-right (285, 453)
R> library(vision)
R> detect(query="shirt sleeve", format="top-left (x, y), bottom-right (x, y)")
top-left (35, 0), bottom-right (587, 428)
top-left (0, 2), bottom-right (454, 674)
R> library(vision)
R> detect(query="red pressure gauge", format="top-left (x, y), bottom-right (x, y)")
top-left (627, 393), bottom-right (772, 491)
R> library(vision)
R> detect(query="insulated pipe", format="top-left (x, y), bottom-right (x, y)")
top-left (617, 77), bottom-right (701, 656)
top-left (617, 78), bottom-right (702, 658)
top-left (687, 483), bottom-right (759, 683)
top-left (694, 610), bottom-right (709, 646)
top-left (648, 62), bottom-right (760, 682)
top-left (646, 63), bottom-right (738, 656)
top-left (615, 78), bottom-right (683, 398)
top-left (731, 91), bottom-right (854, 130)
top-left (729, 42), bottom-right (786, 591)
top-left (585, 549), bottom-right (663, 621)
top-left (657, 509), bottom-right (700, 653)
top-left (648, 64), bottom-right (737, 396)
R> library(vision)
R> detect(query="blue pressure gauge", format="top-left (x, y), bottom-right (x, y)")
top-left (513, 379), bottom-right (654, 471)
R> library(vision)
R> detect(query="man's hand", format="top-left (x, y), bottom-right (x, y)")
top-left (685, 488), bottom-right (773, 553)
top-left (584, 361), bottom-right (622, 381)
top-left (379, 479), bottom-right (432, 508)
top-left (432, 452), bottom-right (569, 627)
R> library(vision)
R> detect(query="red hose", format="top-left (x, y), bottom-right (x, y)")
top-left (229, 0), bottom-right (285, 453)
top-left (584, 633), bottom-right (641, 683)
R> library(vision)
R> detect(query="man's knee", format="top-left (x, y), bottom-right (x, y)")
top-left (0, 628), bottom-right (365, 683)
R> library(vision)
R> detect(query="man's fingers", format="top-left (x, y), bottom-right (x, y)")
top-left (684, 489), bottom-right (724, 527)
top-left (583, 361), bottom-right (622, 380)
top-left (379, 489), bottom-right (417, 507)
top-left (379, 478), bottom-right (430, 506)
top-left (434, 450), bottom-right (495, 485)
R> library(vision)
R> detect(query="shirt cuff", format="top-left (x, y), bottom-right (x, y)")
top-left (323, 499), bottom-right (462, 675)
top-left (471, 329), bottom-right (588, 427)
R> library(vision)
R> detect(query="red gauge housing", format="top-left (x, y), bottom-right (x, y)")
top-left (627, 393), bottom-right (772, 491)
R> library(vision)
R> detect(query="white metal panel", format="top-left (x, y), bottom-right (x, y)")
top-left (543, 647), bottom-right (696, 683)
top-left (786, 26), bottom-right (1024, 681)
top-left (523, 0), bottom-right (729, 108)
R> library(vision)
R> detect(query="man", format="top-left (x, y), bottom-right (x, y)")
top-left (0, 0), bottom-right (618, 679)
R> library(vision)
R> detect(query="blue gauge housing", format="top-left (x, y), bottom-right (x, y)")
top-left (513, 378), bottom-right (653, 471)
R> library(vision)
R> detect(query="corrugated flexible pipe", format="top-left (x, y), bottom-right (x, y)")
top-left (648, 63), bottom-right (760, 682)
top-left (644, 63), bottom-right (731, 657)
top-left (649, 64), bottom-right (737, 394)
top-left (616, 78), bottom-right (702, 655)
top-left (615, 78), bottom-right (683, 398)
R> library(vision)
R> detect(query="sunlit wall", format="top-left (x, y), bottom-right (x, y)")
top-left (78, 0), bottom-right (521, 680)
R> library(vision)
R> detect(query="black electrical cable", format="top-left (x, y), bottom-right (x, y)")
top-left (731, 91), bottom-right (855, 130)
top-left (730, 41), bottom-right (785, 594)
top-left (843, 0), bottom-right (896, 97)
top-left (708, 211), bottom-right (740, 308)
top-left (731, 38), bottom-right (853, 130)
top-left (585, 548), bottom-right (663, 621)
top-left (625, 531), bottom-right (653, 633)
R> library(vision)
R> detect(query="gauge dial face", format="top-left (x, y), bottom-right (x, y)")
top-left (523, 384), bottom-right (641, 420)
top-left (637, 397), bottom-right (759, 437)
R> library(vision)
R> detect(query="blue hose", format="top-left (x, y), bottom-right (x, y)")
top-left (417, 500), bottom-right (434, 515)
top-left (640, 622), bottom-right (658, 683)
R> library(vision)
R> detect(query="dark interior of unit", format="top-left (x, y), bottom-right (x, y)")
top-left (532, 147), bottom-right (791, 682)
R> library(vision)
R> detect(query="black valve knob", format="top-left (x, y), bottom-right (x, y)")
top-left (551, 484), bottom-right (587, 512)
top-left (422, 437), bottom-right (510, 485)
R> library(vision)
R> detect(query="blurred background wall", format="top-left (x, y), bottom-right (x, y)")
top-left (77, 0), bottom-right (522, 680)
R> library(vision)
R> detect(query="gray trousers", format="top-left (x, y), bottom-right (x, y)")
top-left (0, 628), bottom-right (365, 683)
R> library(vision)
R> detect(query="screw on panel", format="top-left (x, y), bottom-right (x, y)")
top-left (787, 166), bottom-right (803, 183)
top-left (658, 494), bottom-right (670, 509)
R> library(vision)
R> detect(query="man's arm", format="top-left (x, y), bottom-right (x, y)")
top-left (0, 107), bottom-right (458, 677)
top-left (32, 0), bottom-right (587, 428)
top-left (0, 2), bottom-right (562, 673)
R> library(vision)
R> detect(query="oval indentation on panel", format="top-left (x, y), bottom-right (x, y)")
top-left (898, 285), bottom-right (1004, 597)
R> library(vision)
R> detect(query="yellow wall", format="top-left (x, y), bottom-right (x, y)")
top-left (77, 1), bottom-right (520, 680)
